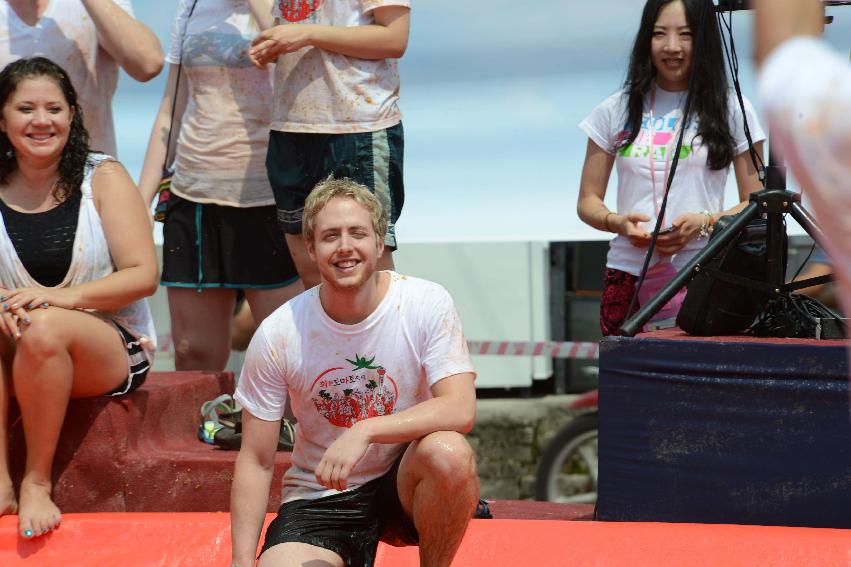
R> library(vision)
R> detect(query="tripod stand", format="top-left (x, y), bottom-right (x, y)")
top-left (620, 155), bottom-right (830, 337)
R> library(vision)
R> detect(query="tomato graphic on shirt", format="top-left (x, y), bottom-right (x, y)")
top-left (279, 0), bottom-right (322, 23)
top-left (310, 354), bottom-right (398, 428)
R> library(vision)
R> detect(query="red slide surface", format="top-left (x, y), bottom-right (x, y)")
top-left (2, 513), bottom-right (850, 566)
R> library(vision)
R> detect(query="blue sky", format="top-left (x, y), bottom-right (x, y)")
top-left (117, 1), bottom-right (851, 243)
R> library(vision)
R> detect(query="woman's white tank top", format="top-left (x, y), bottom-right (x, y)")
top-left (0, 154), bottom-right (157, 350)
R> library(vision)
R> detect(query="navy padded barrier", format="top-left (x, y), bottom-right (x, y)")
top-left (596, 335), bottom-right (851, 528)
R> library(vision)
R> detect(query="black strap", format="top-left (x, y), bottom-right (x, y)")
top-left (787, 273), bottom-right (833, 291)
top-left (702, 266), bottom-right (777, 293)
top-left (163, 0), bottom-right (201, 172)
top-left (703, 267), bottom-right (833, 294)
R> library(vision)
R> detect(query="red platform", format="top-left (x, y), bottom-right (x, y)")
top-left (8, 372), bottom-right (292, 512)
top-left (7, 371), bottom-right (593, 521)
top-left (6, 372), bottom-right (849, 565)
top-left (2, 513), bottom-right (849, 566)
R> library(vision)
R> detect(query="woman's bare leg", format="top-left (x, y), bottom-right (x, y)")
top-left (168, 287), bottom-right (236, 371)
top-left (0, 334), bottom-right (16, 517)
top-left (243, 280), bottom-right (303, 327)
top-left (13, 308), bottom-right (128, 538)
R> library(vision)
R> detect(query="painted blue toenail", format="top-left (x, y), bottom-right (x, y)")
top-left (23, 529), bottom-right (33, 538)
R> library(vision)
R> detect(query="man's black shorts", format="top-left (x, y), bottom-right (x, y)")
top-left (260, 456), bottom-right (418, 567)
top-left (266, 122), bottom-right (404, 249)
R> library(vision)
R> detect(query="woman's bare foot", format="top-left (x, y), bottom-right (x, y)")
top-left (0, 480), bottom-right (17, 517)
top-left (18, 480), bottom-right (60, 538)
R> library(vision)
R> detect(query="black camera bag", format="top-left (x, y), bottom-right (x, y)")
top-left (677, 214), bottom-right (786, 336)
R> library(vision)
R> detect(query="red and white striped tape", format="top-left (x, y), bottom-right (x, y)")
top-left (154, 335), bottom-right (599, 360)
top-left (466, 340), bottom-right (599, 360)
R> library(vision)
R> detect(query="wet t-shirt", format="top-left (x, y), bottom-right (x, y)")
top-left (268, 0), bottom-right (410, 133)
top-left (167, 0), bottom-right (275, 207)
top-left (235, 271), bottom-right (476, 502)
top-left (0, 0), bottom-right (136, 156)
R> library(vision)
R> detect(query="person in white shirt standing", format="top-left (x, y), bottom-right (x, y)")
top-left (754, 0), bottom-right (851, 317)
top-left (138, 0), bottom-right (303, 372)
top-left (577, 0), bottom-right (766, 335)
top-left (247, 0), bottom-right (409, 291)
top-left (0, 1), bottom-right (163, 155)
top-left (230, 178), bottom-right (478, 567)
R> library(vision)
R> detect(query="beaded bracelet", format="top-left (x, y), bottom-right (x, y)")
top-left (697, 211), bottom-right (714, 239)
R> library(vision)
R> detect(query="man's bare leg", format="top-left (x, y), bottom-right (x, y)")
top-left (258, 541), bottom-right (344, 567)
top-left (397, 431), bottom-right (479, 567)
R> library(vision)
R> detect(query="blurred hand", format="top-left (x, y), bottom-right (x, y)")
top-left (617, 212), bottom-right (652, 248)
top-left (249, 25), bottom-right (315, 66)
top-left (654, 212), bottom-right (704, 255)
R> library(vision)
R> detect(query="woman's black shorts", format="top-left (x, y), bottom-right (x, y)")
top-left (104, 321), bottom-right (150, 397)
top-left (161, 195), bottom-right (299, 289)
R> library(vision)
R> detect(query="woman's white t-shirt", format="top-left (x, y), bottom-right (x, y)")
top-left (580, 85), bottom-right (766, 275)
top-left (167, 0), bottom-right (275, 207)
top-left (0, 154), bottom-right (157, 357)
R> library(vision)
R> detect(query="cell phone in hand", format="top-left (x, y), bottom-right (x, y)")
top-left (657, 225), bottom-right (675, 235)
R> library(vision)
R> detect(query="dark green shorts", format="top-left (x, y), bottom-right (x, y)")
top-left (266, 122), bottom-right (404, 249)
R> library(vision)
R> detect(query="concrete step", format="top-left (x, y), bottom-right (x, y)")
top-left (8, 371), bottom-right (587, 519)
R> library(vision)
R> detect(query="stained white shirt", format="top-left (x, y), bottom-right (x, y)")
top-left (269, 0), bottom-right (409, 133)
top-left (236, 272), bottom-right (475, 502)
top-left (167, 0), bottom-right (276, 207)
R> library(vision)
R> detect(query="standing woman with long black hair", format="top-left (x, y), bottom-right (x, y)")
top-left (577, 0), bottom-right (766, 336)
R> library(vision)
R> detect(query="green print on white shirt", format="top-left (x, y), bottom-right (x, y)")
top-left (618, 143), bottom-right (694, 160)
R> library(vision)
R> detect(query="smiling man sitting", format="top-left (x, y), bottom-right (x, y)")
top-left (229, 177), bottom-right (479, 567)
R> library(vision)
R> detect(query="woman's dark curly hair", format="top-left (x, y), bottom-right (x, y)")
top-left (0, 57), bottom-right (91, 202)
top-left (619, 0), bottom-right (735, 171)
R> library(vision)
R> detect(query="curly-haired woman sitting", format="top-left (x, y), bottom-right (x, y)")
top-left (0, 57), bottom-right (158, 539)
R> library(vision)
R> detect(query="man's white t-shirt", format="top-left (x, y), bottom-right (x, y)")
top-left (759, 37), bottom-right (851, 315)
top-left (235, 271), bottom-right (476, 502)
top-left (580, 85), bottom-right (766, 275)
top-left (0, 0), bottom-right (135, 156)
top-left (268, 0), bottom-right (410, 134)
top-left (166, 0), bottom-right (276, 207)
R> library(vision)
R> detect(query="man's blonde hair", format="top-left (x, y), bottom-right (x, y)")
top-left (302, 177), bottom-right (388, 243)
